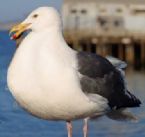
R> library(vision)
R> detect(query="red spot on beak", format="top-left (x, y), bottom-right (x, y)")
top-left (11, 34), bottom-right (17, 40)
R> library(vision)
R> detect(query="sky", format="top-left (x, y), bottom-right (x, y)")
top-left (0, 0), bottom-right (63, 22)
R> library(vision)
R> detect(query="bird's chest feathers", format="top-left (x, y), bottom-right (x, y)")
top-left (8, 36), bottom-right (77, 96)
top-left (7, 32), bottom-right (101, 120)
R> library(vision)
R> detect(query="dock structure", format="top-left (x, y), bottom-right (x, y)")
top-left (62, 0), bottom-right (145, 70)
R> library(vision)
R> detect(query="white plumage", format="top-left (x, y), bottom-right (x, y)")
top-left (8, 7), bottom-right (108, 121)
top-left (8, 7), bottom-right (141, 137)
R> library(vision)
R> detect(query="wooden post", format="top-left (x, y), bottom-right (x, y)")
top-left (125, 44), bottom-right (134, 65)
top-left (118, 44), bottom-right (124, 60)
top-left (86, 41), bottom-right (91, 52)
top-left (97, 43), bottom-right (104, 56)
top-left (73, 38), bottom-right (81, 51)
top-left (141, 41), bottom-right (145, 69)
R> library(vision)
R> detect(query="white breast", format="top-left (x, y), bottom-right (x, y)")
top-left (7, 31), bottom-right (108, 120)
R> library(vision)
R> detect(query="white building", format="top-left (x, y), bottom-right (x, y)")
top-left (62, 0), bottom-right (145, 39)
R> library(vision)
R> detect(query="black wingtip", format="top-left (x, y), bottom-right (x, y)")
top-left (109, 90), bottom-right (142, 110)
top-left (126, 90), bottom-right (142, 108)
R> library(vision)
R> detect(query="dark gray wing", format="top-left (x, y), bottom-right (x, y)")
top-left (77, 52), bottom-right (141, 110)
top-left (106, 56), bottom-right (127, 69)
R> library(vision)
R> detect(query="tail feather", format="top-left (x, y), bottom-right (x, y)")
top-left (106, 109), bottom-right (139, 122)
top-left (125, 90), bottom-right (141, 108)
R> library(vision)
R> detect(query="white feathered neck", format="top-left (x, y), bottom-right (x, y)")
top-left (12, 26), bottom-right (76, 69)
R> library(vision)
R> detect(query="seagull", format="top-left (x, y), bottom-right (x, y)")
top-left (8, 7), bottom-right (141, 137)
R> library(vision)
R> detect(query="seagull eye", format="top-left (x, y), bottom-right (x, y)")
top-left (33, 14), bottom-right (38, 18)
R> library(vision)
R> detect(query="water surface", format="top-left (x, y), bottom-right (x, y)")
top-left (0, 31), bottom-right (145, 137)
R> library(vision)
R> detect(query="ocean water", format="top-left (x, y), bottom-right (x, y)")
top-left (0, 31), bottom-right (145, 137)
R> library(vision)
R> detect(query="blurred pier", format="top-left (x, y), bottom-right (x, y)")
top-left (62, 0), bottom-right (145, 70)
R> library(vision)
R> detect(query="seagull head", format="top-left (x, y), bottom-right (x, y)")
top-left (10, 7), bottom-right (61, 40)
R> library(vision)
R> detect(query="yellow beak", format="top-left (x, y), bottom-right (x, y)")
top-left (9, 23), bottom-right (31, 40)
